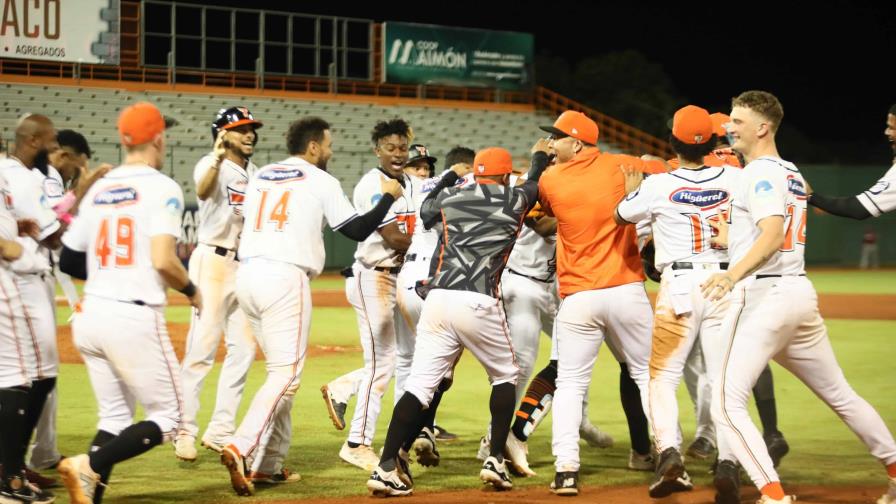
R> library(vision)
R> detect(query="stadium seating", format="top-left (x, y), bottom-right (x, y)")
top-left (1, 83), bottom-right (616, 201)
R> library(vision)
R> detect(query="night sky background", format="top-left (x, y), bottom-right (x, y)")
top-left (148, 0), bottom-right (895, 165)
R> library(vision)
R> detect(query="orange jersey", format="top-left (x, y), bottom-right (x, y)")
top-left (667, 148), bottom-right (742, 170)
top-left (538, 149), bottom-right (645, 298)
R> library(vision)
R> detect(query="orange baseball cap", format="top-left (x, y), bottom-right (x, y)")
top-left (117, 101), bottom-right (177, 147)
top-left (473, 147), bottom-right (513, 176)
top-left (539, 110), bottom-right (599, 145)
top-left (710, 112), bottom-right (731, 137)
top-left (672, 105), bottom-right (713, 145)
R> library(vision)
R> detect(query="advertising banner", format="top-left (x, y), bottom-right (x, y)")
top-left (0, 0), bottom-right (120, 64)
top-left (383, 21), bottom-right (533, 90)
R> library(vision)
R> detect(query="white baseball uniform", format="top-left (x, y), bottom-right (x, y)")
top-left (344, 168), bottom-right (414, 447)
top-left (712, 156), bottom-right (896, 489)
top-left (179, 154), bottom-right (257, 444)
top-left (856, 162), bottom-right (896, 216)
top-left (62, 164), bottom-right (185, 439)
top-left (616, 165), bottom-right (741, 454)
top-left (231, 156), bottom-right (358, 474)
top-left (0, 158), bottom-right (60, 381)
top-left (0, 173), bottom-right (32, 390)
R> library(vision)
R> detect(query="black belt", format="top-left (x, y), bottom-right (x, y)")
top-left (671, 262), bottom-right (729, 270)
top-left (756, 273), bottom-right (807, 279)
top-left (373, 266), bottom-right (401, 275)
top-left (507, 268), bottom-right (553, 284)
top-left (212, 246), bottom-right (238, 261)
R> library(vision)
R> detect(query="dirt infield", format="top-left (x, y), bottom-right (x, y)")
top-left (55, 291), bottom-right (893, 364)
top-left (266, 484), bottom-right (883, 504)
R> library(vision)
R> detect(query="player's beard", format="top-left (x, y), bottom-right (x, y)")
top-left (33, 148), bottom-right (50, 175)
top-left (317, 154), bottom-right (329, 171)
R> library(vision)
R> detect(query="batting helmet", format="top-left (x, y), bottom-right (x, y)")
top-left (405, 144), bottom-right (437, 168)
top-left (211, 106), bottom-right (263, 143)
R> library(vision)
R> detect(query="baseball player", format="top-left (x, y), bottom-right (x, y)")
top-left (329, 119), bottom-right (414, 472)
top-left (366, 146), bottom-right (547, 497)
top-left (678, 114), bottom-right (790, 466)
top-left (805, 103), bottom-right (896, 219)
top-left (55, 102), bottom-right (200, 504)
top-left (0, 172), bottom-right (55, 503)
top-left (24, 129), bottom-right (102, 487)
top-left (701, 90), bottom-right (896, 504)
top-left (219, 116), bottom-right (403, 496)
top-left (175, 106), bottom-right (262, 461)
top-left (536, 110), bottom-right (666, 496)
top-left (323, 145), bottom-right (467, 456)
top-left (0, 114), bottom-right (66, 494)
top-left (615, 104), bottom-right (742, 498)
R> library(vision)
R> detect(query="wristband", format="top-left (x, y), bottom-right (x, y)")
top-left (178, 280), bottom-right (197, 298)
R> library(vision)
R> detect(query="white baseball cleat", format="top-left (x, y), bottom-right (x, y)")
top-left (367, 465), bottom-right (413, 497)
top-left (479, 456), bottom-right (513, 491)
top-left (174, 434), bottom-right (198, 462)
top-left (580, 422), bottom-right (614, 449)
top-left (57, 454), bottom-right (99, 504)
top-left (877, 476), bottom-right (896, 504)
top-left (476, 436), bottom-right (490, 462)
top-left (339, 441), bottom-right (379, 472)
top-left (756, 495), bottom-right (795, 504)
top-left (504, 432), bottom-right (536, 477)
top-left (200, 434), bottom-right (225, 453)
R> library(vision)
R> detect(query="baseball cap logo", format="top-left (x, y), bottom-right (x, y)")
top-left (694, 134), bottom-right (704, 143)
top-left (571, 128), bottom-right (579, 134)
top-left (478, 164), bottom-right (485, 173)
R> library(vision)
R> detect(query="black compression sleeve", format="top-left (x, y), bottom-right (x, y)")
top-left (59, 245), bottom-right (88, 279)
top-left (807, 193), bottom-right (872, 220)
top-left (337, 193), bottom-right (396, 241)
top-left (528, 152), bottom-right (550, 183)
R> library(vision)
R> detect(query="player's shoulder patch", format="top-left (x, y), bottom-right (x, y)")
top-left (669, 187), bottom-right (730, 210)
top-left (258, 167), bottom-right (306, 183)
top-left (786, 174), bottom-right (807, 198)
top-left (753, 179), bottom-right (774, 197)
top-left (93, 186), bottom-right (139, 206)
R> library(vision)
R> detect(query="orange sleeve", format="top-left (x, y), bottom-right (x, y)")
top-left (538, 175), bottom-right (554, 216)
top-left (642, 158), bottom-right (669, 174)
top-left (666, 158), bottom-right (680, 170)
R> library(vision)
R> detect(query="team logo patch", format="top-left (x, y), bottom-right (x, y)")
top-left (787, 175), bottom-right (807, 198)
top-left (869, 180), bottom-right (890, 195)
top-left (165, 197), bottom-right (182, 215)
top-left (669, 187), bottom-right (729, 210)
top-left (258, 168), bottom-right (305, 183)
top-left (227, 187), bottom-right (246, 206)
top-left (94, 186), bottom-right (138, 206)
top-left (43, 178), bottom-right (65, 199)
top-left (371, 193), bottom-right (383, 205)
top-left (754, 180), bottom-right (774, 196)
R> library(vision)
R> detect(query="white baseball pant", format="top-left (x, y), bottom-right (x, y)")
top-left (180, 245), bottom-right (256, 441)
top-left (394, 264), bottom-right (425, 403)
top-left (345, 266), bottom-right (397, 446)
top-left (0, 267), bottom-right (29, 389)
top-left (552, 282), bottom-right (653, 472)
top-left (713, 275), bottom-right (896, 489)
top-left (501, 271), bottom-right (558, 405)
top-left (13, 273), bottom-right (57, 380)
top-left (683, 342), bottom-right (715, 442)
top-left (404, 289), bottom-right (518, 408)
top-left (72, 297), bottom-right (183, 439)
top-left (230, 259), bottom-right (310, 473)
top-left (648, 267), bottom-right (729, 453)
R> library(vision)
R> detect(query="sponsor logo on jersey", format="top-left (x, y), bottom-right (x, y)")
top-left (94, 187), bottom-right (139, 206)
top-left (787, 175), bottom-right (807, 198)
top-left (669, 187), bottom-right (730, 210)
top-left (258, 168), bottom-right (305, 183)
top-left (868, 180), bottom-right (890, 195)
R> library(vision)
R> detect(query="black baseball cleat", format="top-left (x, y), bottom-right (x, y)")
top-left (367, 465), bottom-right (413, 497)
top-left (713, 459), bottom-right (741, 504)
top-left (433, 424), bottom-right (458, 442)
top-left (550, 470), bottom-right (579, 496)
top-left (648, 447), bottom-right (693, 498)
top-left (412, 427), bottom-right (440, 467)
top-left (479, 456), bottom-right (512, 491)
top-left (685, 436), bottom-right (716, 461)
top-left (764, 431), bottom-right (790, 468)
top-left (1, 475), bottom-right (56, 503)
top-left (320, 385), bottom-right (348, 431)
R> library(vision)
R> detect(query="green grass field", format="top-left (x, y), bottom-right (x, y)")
top-left (50, 270), bottom-right (895, 502)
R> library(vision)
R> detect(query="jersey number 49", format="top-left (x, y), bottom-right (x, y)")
top-left (94, 216), bottom-right (135, 268)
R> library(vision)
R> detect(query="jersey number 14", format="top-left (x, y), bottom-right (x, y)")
top-left (254, 189), bottom-right (291, 231)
